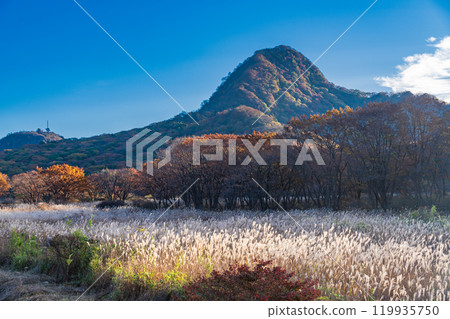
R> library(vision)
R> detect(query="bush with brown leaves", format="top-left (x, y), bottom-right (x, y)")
top-left (173, 261), bottom-right (321, 301)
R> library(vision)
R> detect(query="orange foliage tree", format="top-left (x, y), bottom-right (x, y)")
top-left (0, 172), bottom-right (10, 197)
top-left (37, 164), bottom-right (87, 202)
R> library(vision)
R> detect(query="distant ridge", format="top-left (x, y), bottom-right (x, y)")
top-left (0, 129), bottom-right (63, 152)
top-left (0, 45), bottom-right (411, 175)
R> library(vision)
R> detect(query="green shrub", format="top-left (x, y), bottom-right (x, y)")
top-left (9, 230), bottom-right (42, 271)
top-left (112, 268), bottom-right (157, 300)
top-left (48, 230), bottom-right (99, 283)
top-left (409, 205), bottom-right (440, 223)
top-left (163, 260), bottom-right (189, 291)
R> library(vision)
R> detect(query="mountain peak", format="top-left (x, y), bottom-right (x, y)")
top-left (254, 44), bottom-right (306, 58)
top-left (251, 45), bottom-right (327, 84)
top-left (194, 45), bottom-right (333, 125)
top-left (256, 44), bottom-right (297, 53)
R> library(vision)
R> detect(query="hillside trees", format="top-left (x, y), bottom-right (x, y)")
top-left (286, 95), bottom-right (448, 210)
top-left (399, 95), bottom-right (449, 205)
top-left (144, 133), bottom-right (280, 210)
top-left (287, 107), bottom-right (352, 210)
top-left (9, 166), bottom-right (141, 203)
top-left (143, 95), bottom-right (447, 211)
top-left (3, 95), bottom-right (448, 210)
top-left (146, 135), bottom-right (239, 209)
top-left (344, 103), bottom-right (407, 210)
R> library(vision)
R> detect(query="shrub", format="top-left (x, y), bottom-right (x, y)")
top-left (0, 197), bottom-right (16, 208)
top-left (96, 200), bottom-right (126, 209)
top-left (131, 200), bottom-right (157, 210)
top-left (112, 269), bottom-right (157, 300)
top-left (409, 205), bottom-right (440, 223)
top-left (48, 230), bottom-right (99, 283)
top-left (172, 260), bottom-right (321, 301)
top-left (8, 230), bottom-right (42, 270)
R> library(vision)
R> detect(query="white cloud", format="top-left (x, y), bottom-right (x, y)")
top-left (375, 36), bottom-right (450, 102)
top-left (426, 36), bottom-right (437, 43)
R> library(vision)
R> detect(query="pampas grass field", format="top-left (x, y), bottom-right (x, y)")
top-left (0, 204), bottom-right (448, 301)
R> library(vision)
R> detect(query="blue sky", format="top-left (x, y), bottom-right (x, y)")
top-left (0, 0), bottom-right (449, 138)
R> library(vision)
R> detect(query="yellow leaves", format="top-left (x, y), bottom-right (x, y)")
top-left (0, 172), bottom-right (10, 196)
top-left (38, 164), bottom-right (87, 201)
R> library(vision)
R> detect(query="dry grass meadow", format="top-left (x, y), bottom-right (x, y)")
top-left (0, 204), bottom-right (448, 301)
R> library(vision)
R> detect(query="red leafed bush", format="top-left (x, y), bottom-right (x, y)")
top-left (172, 260), bottom-right (321, 301)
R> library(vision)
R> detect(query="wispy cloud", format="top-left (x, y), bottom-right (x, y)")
top-left (375, 36), bottom-right (450, 102)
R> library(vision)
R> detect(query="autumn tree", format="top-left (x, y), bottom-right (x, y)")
top-left (90, 168), bottom-right (140, 201)
top-left (0, 172), bottom-right (10, 197)
top-left (346, 103), bottom-right (408, 209)
top-left (284, 96), bottom-right (448, 210)
top-left (287, 107), bottom-right (353, 210)
top-left (399, 95), bottom-right (448, 205)
top-left (37, 164), bottom-right (87, 202)
top-left (147, 132), bottom-right (281, 210)
top-left (86, 174), bottom-right (102, 201)
top-left (11, 171), bottom-right (46, 203)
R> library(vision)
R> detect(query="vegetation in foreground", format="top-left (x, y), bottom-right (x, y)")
top-left (0, 204), bottom-right (448, 301)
